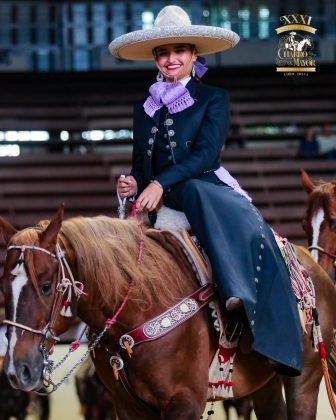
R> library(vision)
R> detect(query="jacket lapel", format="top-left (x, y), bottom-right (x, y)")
top-left (152, 108), bottom-right (162, 126)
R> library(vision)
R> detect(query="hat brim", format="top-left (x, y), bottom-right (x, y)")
top-left (109, 25), bottom-right (239, 61)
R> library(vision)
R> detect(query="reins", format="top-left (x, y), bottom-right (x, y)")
top-left (308, 245), bottom-right (336, 282)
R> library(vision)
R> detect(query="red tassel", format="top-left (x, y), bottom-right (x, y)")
top-left (130, 202), bottom-right (138, 219)
top-left (70, 340), bottom-right (80, 352)
top-left (63, 300), bottom-right (70, 307)
top-left (319, 341), bottom-right (327, 360)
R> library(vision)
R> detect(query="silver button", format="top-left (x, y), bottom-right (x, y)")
top-left (261, 234), bottom-right (265, 239)
top-left (251, 320), bottom-right (255, 326)
top-left (256, 266), bottom-right (261, 271)
top-left (260, 244), bottom-right (264, 249)
top-left (163, 133), bottom-right (168, 139)
top-left (165, 144), bottom-right (170, 149)
top-left (147, 150), bottom-right (152, 157)
top-left (259, 255), bottom-right (262, 260)
top-left (253, 310), bottom-right (256, 314)
top-left (151, 127), bottom-right (158, 134)
top-left (170, 141), bottom-right (176, 148)
top-left (254, 277), bottom-right (259, 283)
top-left (148, 138), bottom-right (154, 145)
top-left (168, 156), bottom-right (172, 161)
top-left (168, 130), bottom-right (175, 136)
top-left (165, 118), bottom-right (173, 126)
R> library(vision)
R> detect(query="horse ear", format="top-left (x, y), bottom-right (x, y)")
top-left (301, 169), bottom-right (315, 194)
top-left (40, 205), bottom-right (64, 250)
top-left (0, 217), bottom-right (17, 245)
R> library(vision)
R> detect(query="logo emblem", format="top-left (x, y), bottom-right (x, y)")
top-left (275, 14), bottom-right (317, 76)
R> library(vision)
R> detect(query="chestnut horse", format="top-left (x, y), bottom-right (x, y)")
top-left (252, 171), bottom-right (336, 420)
top-left (0, 208), bottom-right (335, 419)
top-left (301, 169), bottom-right (336, 280)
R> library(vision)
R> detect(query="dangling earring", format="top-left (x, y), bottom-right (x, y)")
top-left (192, 64), bottom-right (196, 78)
top-left (156, 71), bottom-right (164, 82)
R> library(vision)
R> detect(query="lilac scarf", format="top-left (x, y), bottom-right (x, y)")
top-left (143, 57), bottom-right (208, 117)
top-left (143, 81), bottom-right (194, 117)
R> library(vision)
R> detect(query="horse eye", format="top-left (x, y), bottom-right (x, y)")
top-left (40, 283), bottom-right (52, 296)
top-left (330, 218), bottom-right (336, 232)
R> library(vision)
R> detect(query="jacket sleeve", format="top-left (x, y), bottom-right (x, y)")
top-left (130, 104), bottom-right (145, 196)
top-left (155, 89), bottom-right (229, 191)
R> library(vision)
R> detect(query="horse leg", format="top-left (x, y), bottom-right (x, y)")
top-left (162, 389), bottom-right (204, 420)
top-left (251, 375), bottom-right (286, 420)
top-left (283, 372), bottom-right (321, 420)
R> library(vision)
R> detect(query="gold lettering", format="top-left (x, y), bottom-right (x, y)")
top-left (280, 15), bottom-right (291, 24)
top-left (280, 14), bottom-right (312, 26)
top-left (299, 15), bottom-right (312, 25)
top-left (293, 58), bottom-right (315, 66)
top-left (278, 48), bottom-right (285, 59)
top-left (291, 14), bottom-right (299, 24)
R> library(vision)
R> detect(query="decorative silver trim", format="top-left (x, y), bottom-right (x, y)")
top-left (143, 298), bottom-right (198, 338)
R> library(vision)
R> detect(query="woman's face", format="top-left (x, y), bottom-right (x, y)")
top-left (154, 43), bottom-right (197, 82)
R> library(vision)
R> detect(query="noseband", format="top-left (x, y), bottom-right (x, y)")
top-left (308, 245), bottom-right (336, 282)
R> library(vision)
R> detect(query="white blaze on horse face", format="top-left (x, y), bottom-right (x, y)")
top-left (7, 266), bottom-right (28, 375)
top-left (311, 208), bottom-right (325, 262)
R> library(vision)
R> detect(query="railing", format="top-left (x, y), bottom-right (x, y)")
top-left (0, 0), bottom-right (335, 71)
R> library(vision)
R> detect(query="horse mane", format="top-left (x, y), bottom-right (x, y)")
top-left (58, 216), bottom-right (195, 311)
top-left (10, 217), bottom-right (195, 311)
top-left (307, 181), bottom-right (336, 221)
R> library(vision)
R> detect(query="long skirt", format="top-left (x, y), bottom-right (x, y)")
top-left (163, 172), bottom-right (303, 376)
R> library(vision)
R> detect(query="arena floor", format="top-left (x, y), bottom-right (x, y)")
top-left (26, 345), bottom-right (334, 420)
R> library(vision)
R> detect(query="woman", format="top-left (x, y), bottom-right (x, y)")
top-left (110, 5), bottom-right (302, 376)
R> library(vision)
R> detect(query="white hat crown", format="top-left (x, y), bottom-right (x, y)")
top-left (154, 5), bottom-right (191, 28)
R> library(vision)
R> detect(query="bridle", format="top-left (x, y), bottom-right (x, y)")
top-left (2, 240), bottom-right (135, 394)
top-left (2, 242), bottom-right (88, 391)
top-left (3, 243), bottom-right (85, 342)
top-left (308, 245), bottom-right (336, 282)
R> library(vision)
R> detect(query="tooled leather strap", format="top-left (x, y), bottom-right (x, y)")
top-left (119, 283), bottom-right (214, 348)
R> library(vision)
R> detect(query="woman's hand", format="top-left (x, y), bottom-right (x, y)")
top-left (117, 175), bottom-right (137, 198)
top-left (136, 181), bottom-right (163, 212)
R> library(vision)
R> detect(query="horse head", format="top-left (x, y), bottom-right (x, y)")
top-left (301, 169), bottom-right (336, 279)
top-left (0, 206), bottom-right (77, 392)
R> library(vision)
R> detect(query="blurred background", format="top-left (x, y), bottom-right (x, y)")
top-left (0, 0), bottom-right (335, 419)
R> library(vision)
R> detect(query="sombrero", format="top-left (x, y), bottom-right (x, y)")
top-left (109, 5), bottom-right (240, 61)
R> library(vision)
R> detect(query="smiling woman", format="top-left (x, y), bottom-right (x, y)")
top-left (153, 44), bottom-right (197, 82)
top-left (109, 3), bottom-right (304, 386)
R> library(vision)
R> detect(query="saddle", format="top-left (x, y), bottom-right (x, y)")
top-left (147, 206), bottom-right (246, 400)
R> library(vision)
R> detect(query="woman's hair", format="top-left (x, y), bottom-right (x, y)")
top-left (152, 43), bottom-right (197, 58)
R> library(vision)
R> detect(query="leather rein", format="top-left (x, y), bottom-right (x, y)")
top-left (308, 245), bottom-right (336, 282)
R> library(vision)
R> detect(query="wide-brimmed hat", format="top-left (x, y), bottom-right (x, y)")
top-left (109, 5), bottom-right (239, 61)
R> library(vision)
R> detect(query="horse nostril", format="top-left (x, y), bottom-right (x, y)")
top-left (19, 364), bottom-right (32, 386)
top-left (7, 372), bottom-right (19, 387)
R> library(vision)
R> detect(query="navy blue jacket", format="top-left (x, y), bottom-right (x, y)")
top-left (131, 79), bottom-right (230, 194)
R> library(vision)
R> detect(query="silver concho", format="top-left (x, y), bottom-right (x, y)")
top-left (109, 355), bottom-right (124, 370)
top-left (119, 334), bottom-right (135, 349)
top-left (168, 129), bottom-right (175, 136)
top-left (165, 118), bottom-right (173, 126)
top-left (151, 126), bottom-right (158, 134)
top-left (148, 138), bottom-right (154, 145)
